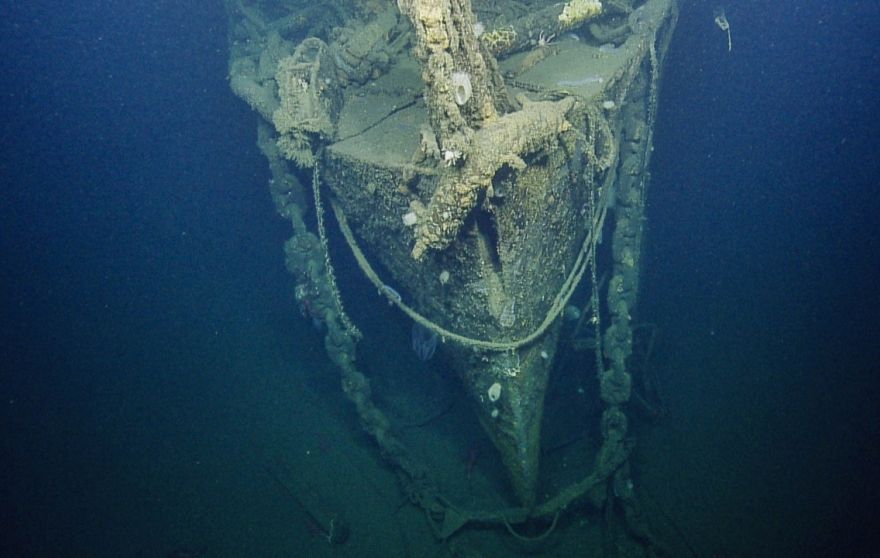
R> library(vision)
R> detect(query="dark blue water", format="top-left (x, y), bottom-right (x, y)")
top-left (641, 2), bottom-right (880, 555)
top-left (2, 1), bottom-right (878, 556)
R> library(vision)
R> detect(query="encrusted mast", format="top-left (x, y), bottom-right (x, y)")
top-left (397, 0), bottom-right (504, 147)
top-left (225, 0), bottom-right (678, 546)
top-left (398, 0), bottom-right (585, 262)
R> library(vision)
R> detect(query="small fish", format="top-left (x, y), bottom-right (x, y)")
top-left (411, 322), bottom-right (438, 361)
top-left (380, 284), bottom-right (402, 305)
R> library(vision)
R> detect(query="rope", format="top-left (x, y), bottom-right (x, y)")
top-left (330, 182), bottom-right (610, 352)
top-left (503, 511), bottom-right (560, 542)
top-left (588, 178), bottom-right (605, 376)
top-left (313, 166), bottom-right (362, 340)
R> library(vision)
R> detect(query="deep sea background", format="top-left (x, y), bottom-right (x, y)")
top-left (1, 1), bottom-right (878, 557)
